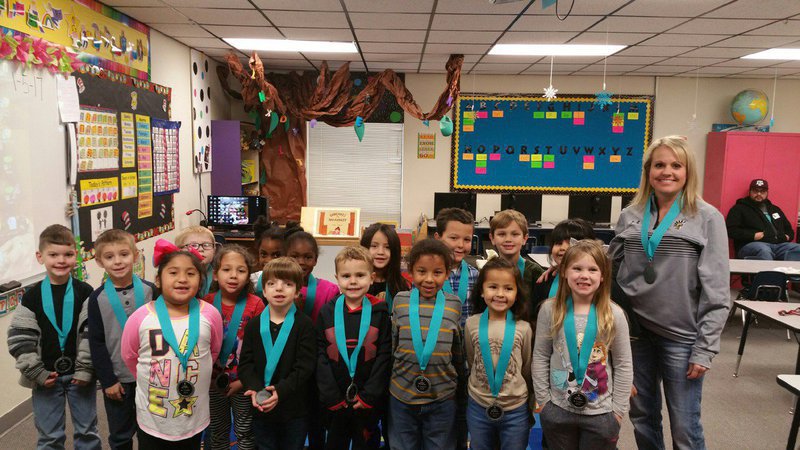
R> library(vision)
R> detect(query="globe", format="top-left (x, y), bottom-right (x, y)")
top-left (730, 89), bottom-right (769, 125)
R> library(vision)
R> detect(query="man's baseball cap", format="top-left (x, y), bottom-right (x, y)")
top-left (750, 179), bottom-right (769, 191)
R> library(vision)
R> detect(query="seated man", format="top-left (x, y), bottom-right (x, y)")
top-left (726, 178), bottom-right (800, 260)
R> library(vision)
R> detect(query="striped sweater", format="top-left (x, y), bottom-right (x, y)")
top-left (390, 290), bottom-right (465, 405)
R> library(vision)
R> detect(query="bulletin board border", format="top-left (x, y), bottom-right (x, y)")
top-left (450, 93), bottom-right (654, 195)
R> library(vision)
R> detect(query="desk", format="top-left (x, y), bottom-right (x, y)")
top-left (733, 300), bottom-right (800, 377)
top-left (776, 374), bottom-right (800, 450)
top-left (729, 259), bottom-right (800, 275)
top-left (529, 253), bottom-right (551, 268)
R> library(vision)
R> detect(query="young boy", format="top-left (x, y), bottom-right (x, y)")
top-left (434, 208), bottom-right (479, 326)
top-left (239, 257), bottom-right (316, 450)
top-left (316, 246), bottom-right (392, 449)
top-left (88, 229), bottom-right (157, 450)
top-left (489, 209), bottom-right (544, 306)
top-left (7, 224), bottom-right (102, 449)
top-left (175, 225), bottom-right (217, 297)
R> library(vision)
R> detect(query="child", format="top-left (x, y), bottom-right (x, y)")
top-left (175, 225), bottom-right (217, 297)
top-left (202, 244), bottom-right (265, 450)
top-left (239, 258), bottom-right (316, 450)
top-left (250, 219), bottom-right (295, 296)
top-left (532, 240), bottom-right (633, 450)
top-left (388, 238), bottom-right (466, 449)
top-left (434, 207), bottom-right (479, 326)
top-left (121, 239), bottom-right (223, 448)
top-left (88, 229), bottom-right (157, 450)
top-left (285, 228), bottom-right (339, 324)
top-left (531, 219), bottom-right (596, 312)
top-left (465, 257), bottom-right (534, 450)
top-left (316, 246), bottom-right (392, 449)
top-left (360, 223), bottom-right (411, 311)
top-left (489, 209), bottom-right (544, 310)
top-left (7, 224), bottom-right (102, 449)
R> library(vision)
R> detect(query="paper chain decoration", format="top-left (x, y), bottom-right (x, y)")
top-left (0, 31), bottom-right (84, 76)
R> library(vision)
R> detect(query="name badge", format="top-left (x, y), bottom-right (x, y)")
top-left (772, 212), bottom-right (781, 220)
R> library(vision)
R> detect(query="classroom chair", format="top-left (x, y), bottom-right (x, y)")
top-left (733, 270), bottom-right (790, 339)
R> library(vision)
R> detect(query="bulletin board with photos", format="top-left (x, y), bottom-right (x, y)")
top-left (74, 67), bottom-right (178, 259)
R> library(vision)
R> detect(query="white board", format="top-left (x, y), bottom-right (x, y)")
top-left (0, 60), bottom-right (71, 285)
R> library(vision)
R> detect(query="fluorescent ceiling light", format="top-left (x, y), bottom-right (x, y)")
top-left (224, 38), bottom-right (358, 53)
top-left (489, 44), bottom-right (626, 56)
top-left (741, 48), bottom-right (800, 60)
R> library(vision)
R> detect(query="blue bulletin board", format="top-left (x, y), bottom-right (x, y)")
top-left (451, 94), bottom-right (654, 194)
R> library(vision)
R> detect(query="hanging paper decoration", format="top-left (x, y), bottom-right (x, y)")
top-left (422, 119), bottom-right (430, 127)
top-left (354, 116), bottom-right (365, 142)
top-left (309, 119), bottom-right (318, 128)
top-left (284, 116), bottom-right (290, 132)
top-left (542, 0), bottom-right (557, 8)
top-left (267, 111), bottom-right (279, 136)
top-left (0, 31), bottom-right (83, 76)
top-left (543, 56), bottom-right (558, 101)
top-left (594, 90), bottom-right (613, 107)
top-left (258, 91), bottom-right (266, 102)
top-left (447, 95), bottom-right (454, 107)
top-left (440, 116), bottom-right (453, 137)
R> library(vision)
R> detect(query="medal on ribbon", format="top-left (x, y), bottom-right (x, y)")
top-left (479, 309), bottom-right (516, 421)
top-left (409, 288), bottom-right (446, 393)
top-left (334, 295), bottom-right (372, 404)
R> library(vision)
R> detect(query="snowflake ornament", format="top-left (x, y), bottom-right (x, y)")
top-left (543, 85), bottom-right (558, 101)
top-left (594, 90), bottom-right (614, 108)
top-left (687, 113), bottom-right (698, 131)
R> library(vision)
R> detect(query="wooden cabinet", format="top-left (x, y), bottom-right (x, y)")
top-left (703, 131), bottom-right (800, 245)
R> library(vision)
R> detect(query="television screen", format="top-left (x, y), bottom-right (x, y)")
top-left (207, 196), bottom-right (267, 228)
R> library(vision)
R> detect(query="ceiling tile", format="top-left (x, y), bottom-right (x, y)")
top-left (255, 53), bottom-right (309, 61)
top-left (616, 45), bottom-right (693, 57)
top-left (689, 66), bottom-right (749, 74)
top-left (726, 73), bottom-right (776, 78)
top-left (777, 60), bottom-right (800, 68)
top-left (368, 62), bottom-right (419, 71)
top-left (436, 0), bottom-right (529, 15)
top-left (349, 13), bottom-right (431, 29)
top-left (251, 0), bottom-right (342, 10)
top-left (641, 33), bottom-right (723, 47)
top-left (177, 8), bottom-right (271, 26)
top-left (711, 58), bottom-right (781, 68)
top-left (421, 54), bottom-right (481, 64)
top-left (205, 26), bottom-right (282, 39)
top-left (710, 35), bottom-right (800, 47)
top-left (116, 7), bottom-right (191, 24)
top-left (356, 29), bottom-right (427, 42)
top-left (513, 15), bottom-right (601, 32)
top-left (359, 42), bottom-right (424, 53)
top-left (615, 0), bottom-right (731, 17)
top-left (279, 28), bottom-right (354, 40)
top-left (605, 55), bottom-right (669, 64)
top-left (344, 0), bottom-right (434, 13)
top-left (658, 56), bottom-right (728, 66)
top-left (195, 47), bottom-right (238, 57)
top-left (496, 31), bottom-right (578, 44)
top-left (149, 24), bottom-right (214, 38)
top-left (589, 16), bottom-right (687, 33)
top-left (668, 18), bottom-right (773, 35)
top-left (739, 66), bottom-right (800, 75)
top-left (746, 20), bottom-right (800, 36)
top-left (569, 32), bottom-right (654, 45)
top-left (263, 11), bottom-right (349, 28)
top-left (102, 0), bottom-right (164, 6)
top-left (176, 37), bottom-right (231, 49)
top-left (542, 0), bottom-right (630, 16)
top-left (362, 53), bottom-right (420, 62)
top-left (703, 2), bottom-right (800, 19)
top-left (163, 0), bottom-right (252, 7)
top-left (679, 47), bottom-right (762, 58)
top-left (427, 30), bottom-right (502, 44)
top-left (481, 54), bottom-right (539, 64)
top-left (431, 14), bottom-right (515, 31)
top-left (424, 43), bottom-right (491, 54)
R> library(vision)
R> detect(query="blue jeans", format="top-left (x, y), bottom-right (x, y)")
top-left (31, 374), bottom-right (101, 450)
top-left (738, 241), bottom-right (800, 260)
top-left (466, 397), bottom-right (530, 450)
top-left (629, 329), bottom-right (705, 450)
top-left (101, 381), bottom-right (137, 450)
top-left (252, 416), bottom-right (308, 450)
top-left (388, 396), bottom-right (456, 450)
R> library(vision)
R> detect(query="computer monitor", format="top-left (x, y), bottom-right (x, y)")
top-left (207, 196), bottom-right (268, 229)
top-left (433, 192), bottom-right (477, 219)
top-left (568, 195), bottom-right (612, 225)
top-left (500, 193), bottom-right (542, 224)
top-left (620, 193), bottom-right (636, 209)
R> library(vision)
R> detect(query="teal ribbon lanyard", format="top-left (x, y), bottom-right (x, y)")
top-left (384, 284), bottom-right (393, 312)
top-left (260, 303), bottom-right (297, 386)
top-left (304, 273), bottom-right (318, 316)
top-left (479, 309), bottom-right (516, 398)
top-left (563, 297), bottom-right (597, 389)
top-left (154, 296), bottom-right (200, 375)
top-left (641, 192), bottom-right (683, 264)
top-left (213, 290), bottom-right (248, 368)
top-left (548, 274), bottom-right (560, 298)
top-left (41, 277), bottom-right (74, 354)
top-left (200, 266), bottom-right (213, 297)
top-left (255, 272), bottom-right (263, 296)
top-left (104, 275), bottom-right (145, 328)
top-left (516, 257), bottom-right (525, 277)
top-left (443, 260), bottom-right (470, 304)
top-left (334, 295), bottom-right (372, 380)
top-left (409, 287), bottom-right (446, 373)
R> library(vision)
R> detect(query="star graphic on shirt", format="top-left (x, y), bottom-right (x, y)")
top-left (170, 396), bottom-right (196, 417)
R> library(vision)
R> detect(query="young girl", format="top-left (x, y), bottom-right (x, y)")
top-left (360, 223), bottom-right (410, 311)
top-left (532, 219), bottom-right (596, 312)
top-left (202, 244), bottom-right (265, 450)
top-left (388, 239), bottom-right (465, 449)
top-left (250, 219), bottom-right (299, 296)
top-left (464, 257), bottom-right (533, 450)
top-left (532, 240), bottom-right (632, 450)
top-left (239, 258), bottom-right (316, 450)
top-left (285, 228), bottom-right (339, 324)
top-left (121, 239), bottom-right (223, 449)
top-left (176, 226), bottom-right (218, 298)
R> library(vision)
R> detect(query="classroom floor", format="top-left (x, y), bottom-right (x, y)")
top-left (1, 291), bottom-right (798, 449)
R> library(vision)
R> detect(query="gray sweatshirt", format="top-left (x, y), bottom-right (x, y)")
top-left (532, 299), bottom-right (632, 417)
top-left (608, 199), bottom-right (731, 368)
